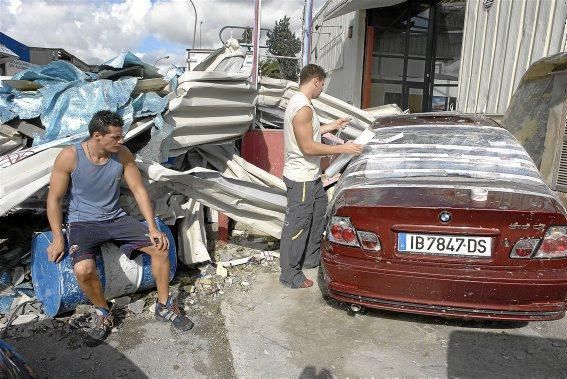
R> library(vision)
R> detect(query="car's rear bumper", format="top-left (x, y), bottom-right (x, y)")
top-left (322, 250), bottom-right (567, 321)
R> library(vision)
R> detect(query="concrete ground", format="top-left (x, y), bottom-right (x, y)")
top-left (6, 264), bottom-right (567, 378)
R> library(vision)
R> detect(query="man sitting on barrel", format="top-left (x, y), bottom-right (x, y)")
top-left (46, 110), bottom-right (193, 345)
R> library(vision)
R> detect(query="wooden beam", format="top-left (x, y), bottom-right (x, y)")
top-left (0, 124), bottom-right (19, 138)
top-left (13, 120), bottom-right (45, 138)
top-left (3, 119), bottom-right (45, 138)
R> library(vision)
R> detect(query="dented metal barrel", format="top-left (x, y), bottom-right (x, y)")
top-left (31, 218), bottom-right (176, 317)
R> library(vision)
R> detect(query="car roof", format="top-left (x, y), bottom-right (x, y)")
top-left (336, 122), bottom-right (558, 202)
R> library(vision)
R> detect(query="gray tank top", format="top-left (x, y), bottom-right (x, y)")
top-left (67, 142), bottom-right (126, 223)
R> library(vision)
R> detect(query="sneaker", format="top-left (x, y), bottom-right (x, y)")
top-left (155, 297), bottom-right (194, 331)
top-left (85, 308), bottom-right (113, 347)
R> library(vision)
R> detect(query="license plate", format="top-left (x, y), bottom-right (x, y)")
top-left (397, 233), bottom-right (492, 257)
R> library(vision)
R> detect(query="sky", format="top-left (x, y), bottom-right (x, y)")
top-left (0, 0), bottom-right (328, 70)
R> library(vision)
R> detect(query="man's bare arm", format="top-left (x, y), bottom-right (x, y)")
top-left (119, 147), bottom-right (168, 251)
top-left (320, 117), bottom-right (348, 134)
top-left (46, 147), bottom-right (75, 262)
top-left (293, 107), bottom-right (362, 156)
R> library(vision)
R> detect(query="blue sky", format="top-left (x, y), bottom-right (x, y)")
top-left (137, 35), bottom-right (183, 54)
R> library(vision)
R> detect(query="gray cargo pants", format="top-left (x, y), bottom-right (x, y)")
top-left (279, 177), bottom-right (328, 288)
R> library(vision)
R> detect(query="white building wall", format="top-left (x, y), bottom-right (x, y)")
top-left (310, 0), bottom-right (366, 107)
top-left (5, 60), bottom-right (37, 76)
top-left (458, 0), bottom-right (567, 114)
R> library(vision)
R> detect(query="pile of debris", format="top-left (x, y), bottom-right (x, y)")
top-left (0, 38), bottom-right (402, 328)
top-left (0, 212), bottom-right (46, 321)
top-left (0, 52), bottom-right (173, 156)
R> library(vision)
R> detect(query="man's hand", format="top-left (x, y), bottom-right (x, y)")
top-left (340, 142), bottom-right (364, 155)
top-left (47, 235), bottom-right (66, 263)
top-left (149, 228), bottom-right (169, 251)
top-left (333, 117), bottom-right (349, 131)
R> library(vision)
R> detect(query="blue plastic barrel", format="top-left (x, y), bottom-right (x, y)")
top-left (31, 218), bottom-right (176, 317)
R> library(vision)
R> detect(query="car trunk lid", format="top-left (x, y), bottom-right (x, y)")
top-left (332, 187), bottom-right (565, 266)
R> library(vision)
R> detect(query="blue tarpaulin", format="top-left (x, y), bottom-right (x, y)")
top-left (101, 51), bottom-right (161, 78)
top-left (132, 92), bottom-right (169, 118)
top-left (0, 54), bottom-right (170, 146)
top-left (0, 84), bottom-right (43, 124)
top-left (138, 114), bottom-right (174, 162)
top-left (0, 86), bottom-right (18, 123)
top-left (12, 60), bottom-right (88, 85)
top-left (35, 78), bottom-right (137, 145)
top-left (163, 64), bottom-right (185, 93)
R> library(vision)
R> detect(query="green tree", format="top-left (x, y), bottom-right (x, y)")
top-left (266, 16), bottom-right (301, 81)
top-left (259, 59), bottom-right (283, 79)
top-left (239, 27), bottom-right (253, 45)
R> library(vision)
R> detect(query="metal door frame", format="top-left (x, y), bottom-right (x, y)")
top-left (364, 0), bottom-right (439, 111)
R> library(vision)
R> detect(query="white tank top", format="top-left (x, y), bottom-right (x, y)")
top-left (283, 93), bottom-right (321, 182)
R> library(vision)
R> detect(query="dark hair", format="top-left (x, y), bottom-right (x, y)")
top-left (299, 64), bottom-right (326, 85)
top-left (88, 110), bottom-right (124, 136)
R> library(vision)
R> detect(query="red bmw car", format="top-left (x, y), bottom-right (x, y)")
top-left (322, 114), bottom-right (567, 321)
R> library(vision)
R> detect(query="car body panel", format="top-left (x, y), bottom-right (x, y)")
top-left (322, 248), bottom-right (567, 321)
top-left (322, 114), bottom-right (567, 321)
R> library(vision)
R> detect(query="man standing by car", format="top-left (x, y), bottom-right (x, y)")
top-left (46, 110), bottom-right (194, 345)
top-left (280, 64), bottom-right (363, 289)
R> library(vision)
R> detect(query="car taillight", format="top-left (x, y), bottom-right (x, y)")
top-left (330, 224), bottom-right (343, 240)
top-left (510, 239), bottom-right (539, 259)
top-left (327, 216), bottom-right (381, 251)
top-left (535, 226), bottom-right (567, 259)
top-left (327, 217), bottom-right (359, 247)
top-left (357, 231), bottom-right (381, 251)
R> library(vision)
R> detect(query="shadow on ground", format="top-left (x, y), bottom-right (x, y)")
top-left (447, 331), bottom-right (567, 376)
top-left (5, 317), bottom-right (147, 378)
top-left (299, 365), bottom-right (334, 379)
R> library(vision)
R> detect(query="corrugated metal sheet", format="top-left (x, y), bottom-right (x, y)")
top-left (458, 0), bottom-right (567, 114)
top-left (310, 0), bottom-right (365, 107)
top-left (556, 100), bottom-right (567, 190)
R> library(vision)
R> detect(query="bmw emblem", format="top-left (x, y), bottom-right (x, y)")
top-left (439, 211), bottom-right (451, 223)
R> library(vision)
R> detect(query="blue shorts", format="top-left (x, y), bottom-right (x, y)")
top-left (67, 215), bottom-right (153, 266)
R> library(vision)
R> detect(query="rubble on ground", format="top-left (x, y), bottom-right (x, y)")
top-left (1, 225), bottom-right (280, 343)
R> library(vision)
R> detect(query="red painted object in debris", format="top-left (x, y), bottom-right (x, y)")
top-left (321, 114), bottom-right (567, 321)
top-left (218, 213), bottom-right (229, 244)
top-left (241, 129), bottom-right (331, 178)
top-left (242, 130), bottom-right (285, 178)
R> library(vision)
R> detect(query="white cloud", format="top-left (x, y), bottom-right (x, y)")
top-left (7, 0), bottom-right (22, 15)
top-left (112, 0), bottom-right (152, 35)
top-left (0, 0), bottom-right (147, 63)
top-left (0, 0), bottom-right (328, 67)
top-left (145, 0), bottom-right (197, 46)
